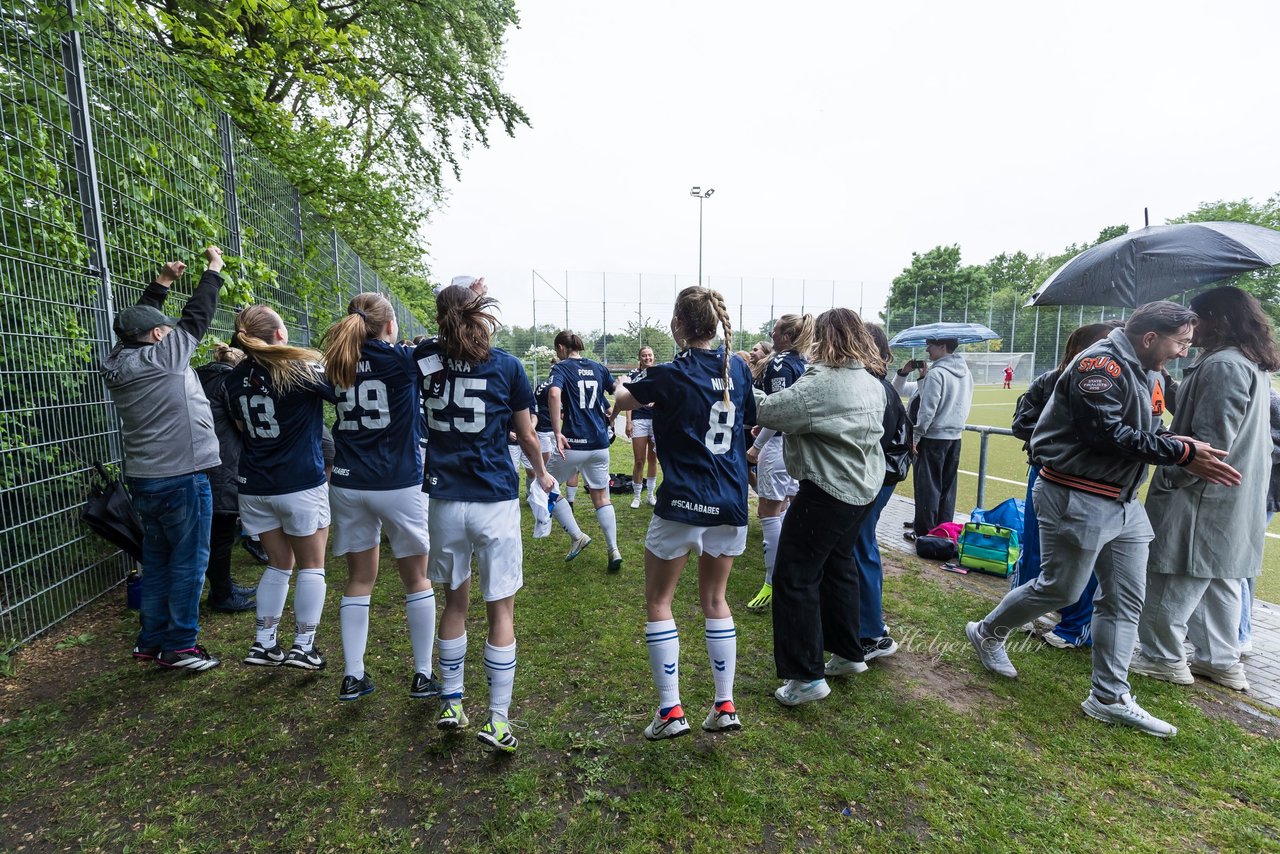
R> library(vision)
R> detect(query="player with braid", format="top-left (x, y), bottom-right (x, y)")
top-left (613, 286), bottom-right (756, 740)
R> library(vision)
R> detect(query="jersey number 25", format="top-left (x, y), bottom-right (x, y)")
top-left (426, 378), bottom-right (488, 433)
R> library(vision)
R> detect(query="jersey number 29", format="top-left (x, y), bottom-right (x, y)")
top-left (335, 380), bottom-right (390, 431)
top-left (704, 400), bottom-right (736, 455)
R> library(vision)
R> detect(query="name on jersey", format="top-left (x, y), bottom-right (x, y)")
top-left (447, 358), bottom-right (472, 372)
top-left (356, 360), bottom-right (372, 374)
top-left (576, 368), bottom-right (594, 377)
top-left (711, 377), bottom-right (736, 391)
top-left (332, 466), bottom-right (351, 477)
top-left (670, 499), bottom-right (720, 515)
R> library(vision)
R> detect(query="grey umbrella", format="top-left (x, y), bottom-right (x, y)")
top-left (1026, 221), bottom-right (1280, 308)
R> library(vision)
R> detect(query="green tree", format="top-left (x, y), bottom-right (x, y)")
top-left (883, 245), bottom-right (991, 331)
top-left (605, 318), bottom-right (676, 365)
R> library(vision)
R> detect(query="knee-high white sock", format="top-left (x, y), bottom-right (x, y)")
top-left (633, 481), bottom-right (643, 496)
top-left (406, 589), bottom-right (437, 676)
top-left (255, 566), bottom-right (292, 646)
top-left (645, 476), bottom-right (656, 495)
top-left (761, 516), bottom-right (782, 586)
top-left (566, 485), bottom-right (578, 503)
top-left (596, 504), bottom-right (618, 550)
top-left (646, 619), bottom-right (681, 711)
top-left (705, 617), bottom-right (737, 704)
top-left (484, 640), bottom-right (517, 721)
top-left (339, 595), bottom-right (370, 678)
top-left (552, 498), bottom-right (583, 538)
top-left (438, 632), bottom-right (467, 698)
top-left (292, 568), bottom-right (326, 651)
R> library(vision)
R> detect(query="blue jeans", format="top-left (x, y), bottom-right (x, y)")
top-left (128, 473), bottom-right (212, 651)
top-left (1013, 465), bottom-right (1096, 646)
top-left (854, 482), bottom-right (897, 641)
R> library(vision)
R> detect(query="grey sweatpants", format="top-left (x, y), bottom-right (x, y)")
top-left (1139, 574), bottom-right (1244, 671)
top-left (982, 479), bottom-right (1153, 703)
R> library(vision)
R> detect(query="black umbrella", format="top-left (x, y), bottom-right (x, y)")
top-left (81, 462), bottom-right (144, 562)
top-left (1027, 221), bottom-right (1280, 308)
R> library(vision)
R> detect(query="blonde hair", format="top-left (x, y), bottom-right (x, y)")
top-left (811, 308), bottom-right (881, 369)
top-left (233, 305), bottom-right (323, 393)
top-left (323, 293), bottom-right (395, 388)
top-left (212, 342), bottom-right (244, 366)
top-left (750, 338), bottom-right (774, 382)
top-left (437, 285), bottom-right (500, 365)
top-left (773, 313), bottom-right (815, 355)
top-left (673, 286), bottom-right (733, 404)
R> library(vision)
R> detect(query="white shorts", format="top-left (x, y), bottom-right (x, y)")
top-left (547, 447), bottom-right (611, 490)
top-left (239, 483), bottom-right (330, 537)
top-left (330, 484), bottom-right (430, 558)
top-left (428, 499), bottom-right (523, 601)
top-left (757, 435), bottom-right (799, 501)
top-left (536, 431), bottom-right (555, 456)
top-left (630, 417), bottom-right (654, 439)
top-left (645, 516), bottom-right (748, 560)
top-left (508, 443), bottom-right (526, 472)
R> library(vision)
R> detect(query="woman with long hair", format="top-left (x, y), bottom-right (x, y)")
top-left (745, 313), bottom-right (814, 611)
top-left (757, 308), bottom-right (886, 706)
top-left (1133, 286), bottom-right (1280, 692)
top-left (748, 338), bottom-right (773, 387)
top-left (625, 346), bottom-right (661, 509)
top-left (227, 305), bottom-right (335, 670)
top-left (613, 286), bottom-right (755, 739)
top-left (417, 285), bottom-right (556, 752)
top-left (546, 330), bottom-right (623, 572)
top-left (322, 293), bottom-right (438, 703)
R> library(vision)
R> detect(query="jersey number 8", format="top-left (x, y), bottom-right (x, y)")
top-left (426, 377), bottom-right (488, 433)
top-left (336, 380), bottom-right (391, 431)
top-left (704, 400), bottom-right (736, 455)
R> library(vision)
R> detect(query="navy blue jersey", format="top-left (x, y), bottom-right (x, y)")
top-left (227, 359), bottom-right (334, 496)
top-left (330, 339), bottom-right (424, 490)
top-left (550, 357), bottom-right (615, 450)
top-left (626, 348), bottom-right (756, 527)
top-left (533, 378), bottom-right (555, 433)
top-left (415, 341), bottom-right (534, 502)
top-left (628, 368), bottom-right (655, 421)
top-left (762, 350), bottom-right (807, 395)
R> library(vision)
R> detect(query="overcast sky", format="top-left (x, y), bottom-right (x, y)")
top-left (423, 0), bottom-right (1280, 331)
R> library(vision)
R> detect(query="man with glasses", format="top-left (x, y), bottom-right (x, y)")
top-left (965, 300), bottom-right (1241, 737)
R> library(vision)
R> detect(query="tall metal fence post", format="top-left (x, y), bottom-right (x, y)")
top-left (216, 113), bottom-right (242, 256)
top-left (976, 430), bottom-right (990, 510)
top-left (331, 228), bottom-right (342, 310)
top-left (290, 188), bottom-right (308, 344)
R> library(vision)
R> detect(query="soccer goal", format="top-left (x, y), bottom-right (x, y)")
top-left (959, 352), bottom-right (1035, 386)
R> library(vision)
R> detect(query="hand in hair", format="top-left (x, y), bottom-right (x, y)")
top-left (156, 261), bottom-right (187, 287)
top-left (204, 245), bottom-right (224, 273)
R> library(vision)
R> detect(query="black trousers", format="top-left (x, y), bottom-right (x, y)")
top-left (772, 480), bottom-right (872, 680)
top-left (912, 437), bottom-right (961, 535)
top-left (206, 512), bottom-right (239, 603)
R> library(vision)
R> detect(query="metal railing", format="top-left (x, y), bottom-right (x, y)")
top-left (964, 424), bottom-right (1018, 510)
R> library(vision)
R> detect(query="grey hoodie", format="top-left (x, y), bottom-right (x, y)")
top-left (912, 353), bottom-right (973, 441)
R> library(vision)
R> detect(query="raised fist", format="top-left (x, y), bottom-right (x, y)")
top-left (204, 245), bottom-right (224, 273)
top-left (157, 260), bottom-right (187, 286)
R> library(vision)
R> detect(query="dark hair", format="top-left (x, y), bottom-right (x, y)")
top-left (926, 338), bottom-right (960, 353)
top-left (436, 285), bottom-right (500, 365)
top-left (554, 330), bottom-right (586, 353)
top-left (864, 323), bottom-right (892, 378)
top-left (812, 308), bottom-right (881, 370)
top-left (673, 286), bottom-right (733, 404)
top-left (323, 292), bottom-right (395, 388)
top-left (1056, 321), bottom-right (1123, 373)
top-left (1125, 300), bottom-right (1198, 338)
top-left (1188, 286), bottom-right (1280, 372)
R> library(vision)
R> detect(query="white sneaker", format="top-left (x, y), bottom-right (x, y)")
top-left (647, 491), bottom-right (657, 506)
top-left (1238, 639), bottom-right (1253, 657)
top-left (824, 654), bottom-right (868, 676)
top-left (1189, 660), bottom-right (1250, 692)
top-left (966, 621), bottom-right (1017, 678)
top-left (701, 701), bottom-right (742, 732)
top-left (607, 547), bottom-right (623, 573)
top-left (1129, 651), bottom-right (1193, 685)
top-left (564, 533), bottom-right (592, 562)
top-left (630, 494), bottom-right (642, 509)
top-left (1080, 690), bottom-right (1177, 738)
top-left (1040, 631), bottom-right (1080, 650)
top-left (643, 705), bottom-right (691, 740)
top-left (774, 678), bottom-right (831, 706)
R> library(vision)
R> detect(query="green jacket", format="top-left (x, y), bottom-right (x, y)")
top-left (756, 361), bottom-right (886, 506)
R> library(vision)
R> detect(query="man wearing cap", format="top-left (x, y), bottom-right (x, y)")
top-left (101, 246), bottom-right (226, 671)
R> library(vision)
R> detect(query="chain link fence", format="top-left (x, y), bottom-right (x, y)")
top-left (1, 0), bottom-right (424, 652)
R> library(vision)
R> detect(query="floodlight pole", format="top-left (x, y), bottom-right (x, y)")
top-left (690, 186), bottom-right (715, 285)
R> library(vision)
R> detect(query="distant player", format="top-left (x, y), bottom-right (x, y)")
top-left (1003, 364), bottom-right (1014, 389)
top-left (417, 285), bottom-right (556, 752)
top-left (546, 331), bottom-right (623, 572)
top-left (613, 286), bottom-right (756, 740)
top-left (227, 305), bottom-right (335, 671)
top-left (322, 293), bottom-right (439, 703)
top-left (745, 314), bottom-right (814, 610)
top-left (625, 346), bottom-right (660, 508)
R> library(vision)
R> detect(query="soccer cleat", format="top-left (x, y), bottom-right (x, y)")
top-left (966, 621), bottom-right (1017, 678)
top-left (1129, 651), bottom-right (1194, 686)
top-left (243, 642), bottom-right (286, 666)
top-left (746, 583), bottom-right (773, 611)
top-left (630, 494), bottom-right (642, 509)
top-left (132, 644), bottom-right (160, 662)
top-left (437, 697), bottom-right (469, 730)
top-left (210, 591), bottom-right (256, 613)
top-left (701, 700), bottom-right (742, 732)
top-left (643, 704), bottom-right (691, 740)
top-left (157, 645), bottom-right (220, 672)
top-left (409, 671), bottom-right (443, 699)
top-left (283, 644), bottom-right (326, 671)
top-left (232, 583), bottom-right (258, 598)
top-left (774, 678), bottom-right (831, 706)
top-left (824, 654), bottom-right (868, 676)
top-left (647, 491), bottom-right (657, 506)
top-left (565, 533), bottom-right (593, 562)
top-left (862, 635), bottom-right (898, 661)
top-left (339, 673), bottom-right (376, 701)
top-left (607, 548), bottom-right (623, 573)
top-left (1080, 691), bottom-right (1177, 738)
top-left (241, 536), bottom-right (269, 565)
top-left (476, 715), bottom-right (519, 752)
top-left (1189, 660), bottom-right (1250, 692)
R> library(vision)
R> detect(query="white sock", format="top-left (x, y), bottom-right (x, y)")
top-left (438, 632), bottom-right (467, 698)
top-left (255, 566), bottom-right (292, 647)
top-left (646, 619), bottom-right (681, 711)
top-left (705, 617), bottom-right (737, 704)
top-left (633, 481), bottom-right (643, 496)
top-left (339, 595), bottom-right (371, 678)
top-left (761, 516), bottom-right (782, 586)
top-left (645, 477), bottom-right (656, 495)
top-left (292, 567), bottom-right (326, 651)
top-left (566, 486), bottom-right (578, 503)
top-left (406, 589), bottom-right (437, 676)
top-left (552, 498), bottom-right (584, 538)
top-left (484, 640), bottom-right (517, 721)
top-left (596, 504), bottom-right (618, 550)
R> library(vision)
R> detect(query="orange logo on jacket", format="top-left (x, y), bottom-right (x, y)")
top-left (1151, 380), bottom-right (1165, 417)
top-left (1077, 356), bottom-right (1121, 378)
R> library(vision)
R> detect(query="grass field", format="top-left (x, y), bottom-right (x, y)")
top-left (2, 438), bottom-right (1279, 851)
top-left (895, 386), bottom-right (1280, 604)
